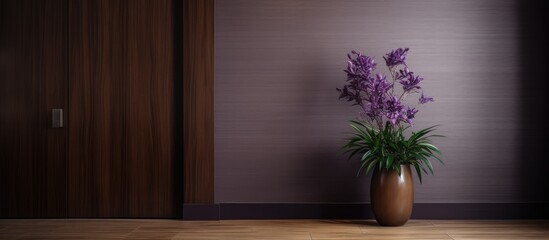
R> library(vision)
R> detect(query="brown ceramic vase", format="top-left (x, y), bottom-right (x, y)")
top-left (370, 164), bottom-right (414, 226)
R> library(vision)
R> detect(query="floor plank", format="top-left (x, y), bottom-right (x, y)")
top-left (449, 234), bottom-right (549, 240)
top-left (0, 219), bottom-right (547, 240)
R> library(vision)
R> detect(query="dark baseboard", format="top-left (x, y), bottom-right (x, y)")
top-left (183, 203), bottom-right (549, 220)
top-left (220, 203), bottom-right (370, 220)
top-left (182, 204), bottom-right (220, 220)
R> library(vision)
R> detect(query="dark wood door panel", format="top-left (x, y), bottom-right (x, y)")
top-left (183, 0), bottom-right (215, 204)
top-left (68, 0), bottom-right (177, 217)
top-left (0, 0), bottom-right (68, 217)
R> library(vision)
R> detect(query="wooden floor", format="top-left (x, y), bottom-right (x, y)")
top-left (0, 219), bottom-right (548, 239)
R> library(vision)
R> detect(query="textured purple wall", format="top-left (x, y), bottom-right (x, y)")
top-left (215, 0), bottom-right (548, 203)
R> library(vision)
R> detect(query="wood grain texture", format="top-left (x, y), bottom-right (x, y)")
top-left (183, 0), bottom-right (215, 203)
top-left (214, 0), bottom-right (538, 203)
top-left (0, 0), bottom-right (67, 217)
top-left (68, 0), bottom-right (177, 217)
top-left (0, 219), bottom-right (547, 239)
top-left (186, 203), bottom-right (549, 220)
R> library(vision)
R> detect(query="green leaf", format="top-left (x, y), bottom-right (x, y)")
top-left (349, 121), bottom-right (368, 136)
top-left (419, 142), bottom-right (442, 154)
top-left (357, 158), bottom-right (370, 176)
top-left (413, 163), bottom-right (423, 184)
top-left (423, 158), bottom-right (434, 175)
top-left (386, 155), bottom-right (394, 168)
top-left (409, 126), bottom-right (438, 144)
top-left (419, 163), bottom-right (429, 174)
top-left (361, 150), bottom-right (372, 161)
top-left (395, 164), bottom-right (402, 175)
top-left (365, 159), bottom-right (379, 175)
top-left (431, 154), bottom-right (444, 165)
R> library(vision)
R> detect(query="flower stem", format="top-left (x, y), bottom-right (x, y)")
top-left (398, 90), bottom-right (407, 102)
top-left (389, 67), bottom-right (396, 95)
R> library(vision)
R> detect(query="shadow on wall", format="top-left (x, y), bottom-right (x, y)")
top-left (518, 0), bottom-right (549, 203)
top-left (293, 51), bottom-right (369, 203)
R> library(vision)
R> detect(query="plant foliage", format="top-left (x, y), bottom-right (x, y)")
top-left (337, 48), bottom-right (445, 183)
top-left (343, 121), bottom-right (443, 183)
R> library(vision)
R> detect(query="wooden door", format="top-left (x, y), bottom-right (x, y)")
top-left (0, 0), bottom-right (68, 217)
top-left (67, 0), bottom-right (178, 217)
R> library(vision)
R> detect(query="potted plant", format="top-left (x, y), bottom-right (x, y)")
top-left (337, 48), bottom-right (444, 226)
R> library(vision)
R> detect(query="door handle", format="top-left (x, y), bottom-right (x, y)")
top-left (52, 109), bottom-right (63, 128)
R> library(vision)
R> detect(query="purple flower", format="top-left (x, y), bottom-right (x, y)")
top-left (366, 74), bottom-right (393, 96)
top-left (338, 48), bottom-right (434, 128)
top-left (360, 74), bottom-right (392, 119)
top-left (363, 101), bottom-right (381, 119)
top-left (345, 51), bottom-right (377, 79)
top-left (383, 48), bottom-right (409, 67)
top-left (403, 107), bottom-right (418, 125)
top-left (395, 67), bottom-right (412, 81)
top-left (399, 72), bottom-right (423, 92)
top-left (337, 51), bottom-right (380, 108)
top-left (419, 92), bottom-right (434, 104)
top-left (385, 96), bottom-right (405, 125)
